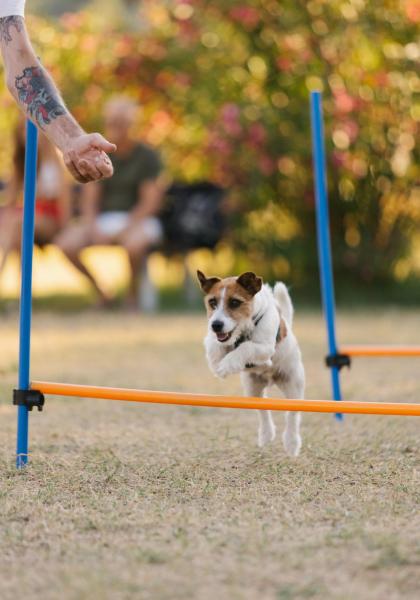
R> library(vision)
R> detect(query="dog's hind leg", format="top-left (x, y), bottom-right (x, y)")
top-left (241, 372), bottom-right (275, 447)
top-left (279, 375), bottom-right (304, 457)
top-left (257, 408), bottom-right (276, 448)
top-left (283, 411), bottom-right (301, 457)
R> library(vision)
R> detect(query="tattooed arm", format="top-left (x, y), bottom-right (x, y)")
top-left (0, 15), bottom-right (116, 183)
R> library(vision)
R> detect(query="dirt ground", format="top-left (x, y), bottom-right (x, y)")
top-left (0, 308), bottom-right (419, 600)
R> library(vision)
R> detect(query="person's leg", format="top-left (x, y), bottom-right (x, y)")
top-left (120, 217), bottom-right (162, 308)
top-left (2, 212), bottom-right (62, 275)
top-left (34, 215), bottom-right (60, 246)
top-left (124, 238), bottom-right (149, 307)
top-left (0, 209), bottom-right (22, 278)
top-left (55, 222), bottom-right (112, 303)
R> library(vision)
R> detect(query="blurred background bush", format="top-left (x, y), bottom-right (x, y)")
top-left (0, 0), bottom-right (419, 301)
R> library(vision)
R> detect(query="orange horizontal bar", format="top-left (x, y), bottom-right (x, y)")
top-left (31, 380), bottom-right (420, 417)
top-left (341, 345), bottom-right (420, 357)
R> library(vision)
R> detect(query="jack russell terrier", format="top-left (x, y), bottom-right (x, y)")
top-left (197, 270), bottom-right (305, 456)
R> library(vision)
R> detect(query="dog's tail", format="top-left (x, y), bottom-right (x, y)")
top-left (273, 282), bottom-right (293, 325)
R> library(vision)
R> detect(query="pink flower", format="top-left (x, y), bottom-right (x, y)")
top-left (229, 6), bottom-right (260, 29)
top-left (60, 12), bottom-right (83, 30)
top-left (334, 90), bottom-right (355, 114)
top-left (332, 151), bottom-right (348, 167)
top-left (405, 0), bottom-right (420, 22)
top-left (259, 155), bottom-right (275, 176)
top-left (224, 122), bottom-right (242, 137)
top-left (208, 134), bottom-right (232, 156)
top-left (276, 57), bottom-right (292, 71)
top-left (221, 104), bottom-right (242, 136)
top-left (248, 123), bottom-right (267, 146)
top-left (221, 103), bottom-right (241, 122)
top-left (342, 120), bottom-right (359, 142)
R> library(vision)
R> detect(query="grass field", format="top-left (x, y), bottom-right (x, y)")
top-left (1, 308), bottom-right (419, 600)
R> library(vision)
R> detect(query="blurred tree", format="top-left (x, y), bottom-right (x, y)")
top-left (1, 0), bottom-right (418, 287)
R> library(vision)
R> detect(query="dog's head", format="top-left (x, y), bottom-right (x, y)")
top-left (197, 270), bottom-right (263, 344)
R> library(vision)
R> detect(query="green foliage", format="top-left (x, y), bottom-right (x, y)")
top-left (1, 0), bottom-right (419, 285)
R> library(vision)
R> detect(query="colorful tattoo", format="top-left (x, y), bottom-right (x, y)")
top-left (15, 66), bottom-right (66, 128)
top-left (0, 16), bottom-right (23, 45)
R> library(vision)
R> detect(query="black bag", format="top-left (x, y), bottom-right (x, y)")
top-left (160, 182), bottom-right (226, 252)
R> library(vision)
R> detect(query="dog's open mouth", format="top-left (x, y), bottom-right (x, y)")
top-left (216, 331), bottom-right (232, 343)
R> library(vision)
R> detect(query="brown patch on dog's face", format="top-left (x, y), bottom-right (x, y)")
top-left (204, 278), bottom-right (254, 319)
top-left (223, 279), bottom-right (255, 320)
top-left (199, 273), bottom-right (263, 343)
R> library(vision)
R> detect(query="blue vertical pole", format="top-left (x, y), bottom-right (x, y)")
top-left (310, 91), bottom-right (343, 421)
top-left (16, 120), bottom-right (39, 467)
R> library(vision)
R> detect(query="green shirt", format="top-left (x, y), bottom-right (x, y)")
top-left (100, 143), bottom-right (162, 213)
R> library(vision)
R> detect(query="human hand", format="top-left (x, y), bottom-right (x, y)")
top-left (62, 133), bottom-right (117, 183)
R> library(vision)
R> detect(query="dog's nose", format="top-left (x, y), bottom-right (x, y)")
top-left (211, 320), bottom-right (224, 333)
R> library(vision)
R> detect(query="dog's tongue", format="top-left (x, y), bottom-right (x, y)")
top-left (217, 332), bottom-right (230, 342)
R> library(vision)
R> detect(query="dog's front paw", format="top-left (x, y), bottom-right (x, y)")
top-left (215, 360), bottom-right (234, 379)
top-left (259, 358), bottom-right (273, 368)
top-left (258, 422), bottom-right (276, 447)
top-left (282, 430), bottom-right (302, 457)
top-left (215, 354), bottom-right (245, 378)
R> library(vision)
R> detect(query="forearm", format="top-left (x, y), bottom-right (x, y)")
top-left (0, 17), bottom-right (83, 151)
top-left (1, 14), bottom-right (115, 183)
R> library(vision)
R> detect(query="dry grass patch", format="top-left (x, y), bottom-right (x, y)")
top-left (0, 309), bottom-right (419, 600)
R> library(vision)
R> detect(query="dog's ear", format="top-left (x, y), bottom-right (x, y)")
top-left (237, 272), bottom-right (263, 296)
top-left (197, 270), bottom-right (221, 294)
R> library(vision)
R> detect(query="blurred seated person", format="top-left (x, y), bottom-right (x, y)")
top-left (56, 96), bottom-right (164, 308)
top-left (0, 119), bottom-right (70, 279)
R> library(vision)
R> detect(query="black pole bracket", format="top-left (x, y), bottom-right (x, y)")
top-left (325, 354), bottom-right (351, 371)
top-left (13, 389), bottom-right (45, 412)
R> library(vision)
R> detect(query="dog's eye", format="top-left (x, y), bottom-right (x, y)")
top-left (208, 298), bottom-right (218, 310)
top-left (228, 298), bottom-right (243, 309)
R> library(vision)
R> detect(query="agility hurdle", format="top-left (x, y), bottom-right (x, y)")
top-left (310, 90), bottom-right (420, 409)
top-left (28, 381), bottom-right (420, 417)
top-left (14, 102), bottom-right (420, 468)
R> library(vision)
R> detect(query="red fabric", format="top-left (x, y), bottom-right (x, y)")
top-left (2, 199), bottom-right (61, 225)
top-left (35, 198), bottom-right (61, 224)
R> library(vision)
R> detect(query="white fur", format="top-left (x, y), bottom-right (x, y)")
top-left (204, 282), bottom-right (305, 456)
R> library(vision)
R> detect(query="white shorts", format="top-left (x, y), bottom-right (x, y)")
top-left (95, 212), bottom-right (163, 245)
